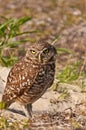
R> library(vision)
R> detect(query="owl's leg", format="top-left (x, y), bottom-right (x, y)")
top-left (22, 104), bottom-right (32, 118)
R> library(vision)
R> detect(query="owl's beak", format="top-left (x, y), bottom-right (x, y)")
top-left (38, 54), bottom-right (42, 63)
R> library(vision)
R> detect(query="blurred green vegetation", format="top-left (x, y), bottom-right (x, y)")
top-left (0, 116), bottom-right (30, 130)
top-left (0, 16), bottom-right (38, 67)
top-left (57, 61), bottom-right (81, 83)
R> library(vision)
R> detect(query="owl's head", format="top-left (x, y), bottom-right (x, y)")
top-left (26, 40), bottom-right (57, 64)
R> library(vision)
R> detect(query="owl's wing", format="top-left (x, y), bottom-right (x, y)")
top-left (2, 59), bottom-right (37, 104)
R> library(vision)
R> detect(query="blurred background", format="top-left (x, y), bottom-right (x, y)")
top-left (0, 1), bottom-right (86, 129)
top-left (0, 0), bottom-right (86, 85)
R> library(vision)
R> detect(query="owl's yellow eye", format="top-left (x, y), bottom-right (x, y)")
top-left (31, 50), bottom-right (36, 54)
top-left (43, 48), bottom-right (49, 54)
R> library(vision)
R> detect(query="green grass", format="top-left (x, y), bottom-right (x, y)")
top-left (0, 16), bottom-right (38, 67)
top-left (0, 116), bottom-right (30, 130)
top-left (57, 61), bottom-right (81, 83)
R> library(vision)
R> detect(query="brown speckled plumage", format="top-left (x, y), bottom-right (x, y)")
top-left (2, 40), bottom-right (57, 118)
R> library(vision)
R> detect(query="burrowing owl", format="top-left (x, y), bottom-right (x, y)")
top-left (1, 40), bottom-right (57, 118)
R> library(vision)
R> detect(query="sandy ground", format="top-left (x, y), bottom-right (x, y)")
top-left (0, 67), bottom-right (86, 129)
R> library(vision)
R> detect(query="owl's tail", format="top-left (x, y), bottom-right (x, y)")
top-left (1, 92), bottom-right (13, 110)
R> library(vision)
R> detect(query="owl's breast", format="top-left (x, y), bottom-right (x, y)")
top-left (28, 62), bottom-right (55, 95)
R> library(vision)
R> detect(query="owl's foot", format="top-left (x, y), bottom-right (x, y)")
top-left (22, 104), bottom-right (32, 119)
